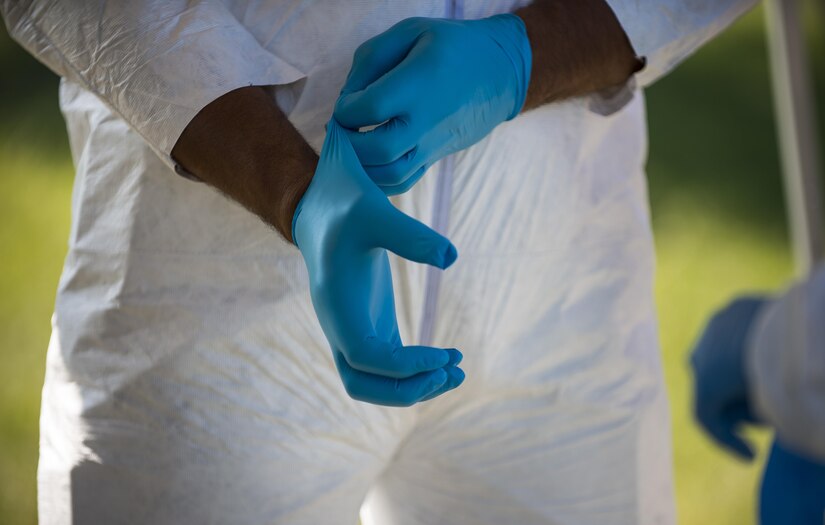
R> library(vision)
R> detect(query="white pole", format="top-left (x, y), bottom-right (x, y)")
top-left (764, 0), bottom-right (824, 276)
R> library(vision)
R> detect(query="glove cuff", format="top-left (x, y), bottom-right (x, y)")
top-left (485, 14), bottom-right (533, 120)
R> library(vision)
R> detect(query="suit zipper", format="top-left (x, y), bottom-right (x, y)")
top-left (417, 0), bottom-right (463, 346)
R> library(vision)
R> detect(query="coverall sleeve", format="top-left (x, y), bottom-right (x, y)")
top-left (603, 0), bottom-right (759, 88)
top-left (1, 1), bottom-right (305, 169)
top-left (746, 265), bottom-right (825, 461)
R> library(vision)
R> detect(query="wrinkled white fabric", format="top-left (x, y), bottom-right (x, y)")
top-left (2, 1), bottom-right (754, 523)
top-left (747, 265), bottom-right (825, 461)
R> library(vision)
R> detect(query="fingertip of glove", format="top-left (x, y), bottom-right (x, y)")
top-left (447, 366), bottom-right (465, 386)
top-left (729, 439), bottom-right (756, 461)
top-left (442, 243), bottom-right (458, 269)
top-left (728, 446), bottom-right (755, 463)
top-left (446, 348), bottom-right (463, 366)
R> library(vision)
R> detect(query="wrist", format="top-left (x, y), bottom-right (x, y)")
top-left (172, 86), bottom-right (317, 244)
top-left (264, 153), bottom-right (316, 244)
top-left (515, 0), bottom-right (642, 111)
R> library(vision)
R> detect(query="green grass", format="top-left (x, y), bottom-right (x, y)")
top-left (0, 4), bottom-right (823, 524)
top-left (0, 154), bottom-right (72, 525)
top-left (0, 16), bottom-right (75, 522)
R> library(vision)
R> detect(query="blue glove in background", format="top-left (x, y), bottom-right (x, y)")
top-left (334, 14), bottom-right (532, 195)
top-left (690, 296), bottom-right (768, 460)
top-left (760, 439), bottom-right (825, 525)
top-left (292, 119), bottom-right (465, 406)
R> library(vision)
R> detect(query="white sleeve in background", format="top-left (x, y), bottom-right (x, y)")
top-left (603, 0), bottom-right (759, 88)
top-left (1, 1), bottom-right (305, 169)
top-left (746, 265), bottom-right (825, 461)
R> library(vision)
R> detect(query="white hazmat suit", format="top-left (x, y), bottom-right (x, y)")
top-left (2, 0), bottom-right (756, 523)
top-left (748, 265), bottom-right (825, 462)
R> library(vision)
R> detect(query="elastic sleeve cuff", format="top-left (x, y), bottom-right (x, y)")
top-left (587, 76), bottom-right (640, 117)
top-left (744, 267), bottom-right (825, 460)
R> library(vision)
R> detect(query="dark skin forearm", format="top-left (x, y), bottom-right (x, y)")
top-left (516, 0), bottom-right (642, 111)
top-left (171, 1), bottom-right (639, 242)
top-left (172, 86), bottom-right (317, 243)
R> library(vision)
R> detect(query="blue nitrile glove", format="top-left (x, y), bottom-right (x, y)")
top-left (334, 14), bottom-right (532, 195)
top-left (760, 439), bottom-right (825, 525)
top-left (690, 296), bottom-right (769, 460)
top-left (292, 119), bottom-right (465, 406)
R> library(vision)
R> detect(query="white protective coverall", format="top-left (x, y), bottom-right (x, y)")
top-left (748, 265), bottom-right (825, 462)
top-left (3, 1), bottom-right (756, 523)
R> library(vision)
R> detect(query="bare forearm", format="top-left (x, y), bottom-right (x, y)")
top-left (170, 0), bottom-right (639, 235)
top-left (515, 0), bottom-right (642, 111)
top-left (172, 86), bottom-right (317, 243)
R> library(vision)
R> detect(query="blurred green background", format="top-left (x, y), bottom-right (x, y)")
top-left (1, 5), bottom-right (823, 524)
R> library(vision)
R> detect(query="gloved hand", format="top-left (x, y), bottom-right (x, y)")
top-left (690, 296), bottom-right (769, 459)
top-left (333, 15), bottom-right (532, 195)
top-left (292, 119), bottom-right (465, 406)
